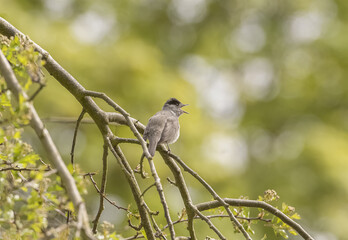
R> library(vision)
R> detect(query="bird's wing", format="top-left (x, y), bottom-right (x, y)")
top-left (159, 116), bottom-right (179, 144)
top-left (143, 111), bottom-right (169, 156)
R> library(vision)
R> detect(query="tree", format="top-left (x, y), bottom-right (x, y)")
top-left (0, 18), bottom-right (314, 240)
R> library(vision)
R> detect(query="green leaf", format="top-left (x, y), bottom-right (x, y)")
top-left (279, 229), bottom-right (288, 239)
top-left (291, 213), bottom-right (301, 220)
top-left (288, 228), bottom-right (298, 236)
top-left (140, 229), bottom-right (148, 240)
top-left (13, 131), bottom-right (21, 139)
top-left (18, 153), bottom-right (40, 165)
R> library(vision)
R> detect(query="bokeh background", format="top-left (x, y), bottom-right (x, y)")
top-left (1, 0), bottom-right (347, 239)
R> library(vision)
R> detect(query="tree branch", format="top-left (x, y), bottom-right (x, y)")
top-left (0, 18), bottom-right (154, 239)
top-left (147, 157), bottom-right (175, 240)
top-left (71, 108), bottom-right (86, 165)
top-left (168, 152), bottom-right (251, 240)
top-left (0, 45), bottom-right (95, 240)
top-left (83, 90), bottom-right (152, 160)
top-left (196, 199), bottom-right (314, 240)
top-left (0, 166), bottom-right (50, 172)
top-left (106, 138), bottom-right (156, 240)
top-left (92, 142), bottom-right (109, 233)
top-left (85, 172), bottom-right (128, 211)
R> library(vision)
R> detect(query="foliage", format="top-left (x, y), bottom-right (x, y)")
top-left (0, 36), bottom-right (121, 240)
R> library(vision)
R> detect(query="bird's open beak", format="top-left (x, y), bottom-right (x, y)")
top-left (181, 104), bottom-right (189, 114)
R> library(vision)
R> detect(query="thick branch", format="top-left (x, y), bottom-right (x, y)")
top-left (106, 138), bottom-right (156, 240)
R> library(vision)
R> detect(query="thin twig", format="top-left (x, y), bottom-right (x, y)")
top-left (28, 83), bottom-right (45, 101)
top-left (0, 166), bottom-right (50, 172)
top-left (43, 117), bottom-right (102, 124)
top-left (166, 177), bottom-right (176, 186)
top-left (71, 109), bottom-right (86, 165)
top-left (196, 199), bottom-right (314, 240)
top-left (144, 204), bottom-right (168, 240)
top-left (128, 219), bottom-right (142, 231)
top-left (140, 183), bottom-right (156, 197)
top-left (92, 142), bottom-right (109, 233)
top-left (162, 214), bottom-right (271, 231)
top-left (134, 153), bottom-right (148, 179)
top-left (168, 152), bottom-right (251, 240)
top-left (126, 213), bottom-right (267, 240)
top-left (125, 232), bottom-right (142, 240)
top-left (86, 172), bottom-right (128, 211)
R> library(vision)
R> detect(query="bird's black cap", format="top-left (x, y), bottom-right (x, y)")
top-left (165, 98), bottom-right (182, 106)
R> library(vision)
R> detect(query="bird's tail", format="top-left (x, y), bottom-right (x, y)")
top-left (148, 141), bottom-right (157, 157)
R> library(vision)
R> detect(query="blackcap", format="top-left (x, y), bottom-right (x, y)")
top-left (143, 98), bottom-right (188, 157)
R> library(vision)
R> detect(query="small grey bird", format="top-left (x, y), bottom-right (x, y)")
top-left (143, 98), bottom-right (188, 157)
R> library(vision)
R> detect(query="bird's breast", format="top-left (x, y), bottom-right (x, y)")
top-left (159, 118), bottom-right (180, 144)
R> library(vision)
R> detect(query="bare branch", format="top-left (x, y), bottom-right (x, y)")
top-left (134, 153), bottom-right (148, 179)
top-left (84, 90), bottom-right (152, 159)
top-left (71, 109), bottom-right (86, 165)
top-left (140, 183), bottom-right (156, 197)
top-left (196, 199), bottom-right (314, 240)
top-left (106, 137), bottom-right (156, 240)
top-left (28, 82), bottom-right (45, 102)
top-left (92, 142), bottom-right (109, 233)
top-left (166, 177), bottom-right (176, 186)
top-left (144, 204), bottom-right (168, 240)
top-left (168, 152), bottom-right (251, 240)
top-left (146, 157), bottom-right (175, 240)
top-left (163, 214), bottom-right (271, 231)
top-left (159, 152), bottom-right (197, 239)
top-left (0, 166), bottom-right (50, 172)
top-left (86, 172), bottom-right (128, 211)
top-left (128, 219), bottom-right (142, 231)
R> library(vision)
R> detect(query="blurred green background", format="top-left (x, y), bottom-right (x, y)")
top-left (1, 0), bottom-right (347, 239)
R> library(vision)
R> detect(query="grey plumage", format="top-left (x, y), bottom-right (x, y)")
top-left (143, 98), bottom-right (188, 157)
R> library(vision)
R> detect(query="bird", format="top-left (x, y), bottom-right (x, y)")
top-left (143, 98), bottom-right (188, 157)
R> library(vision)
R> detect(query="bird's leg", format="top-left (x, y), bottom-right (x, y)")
top-left (166, 142), bottom-right (171, 154)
